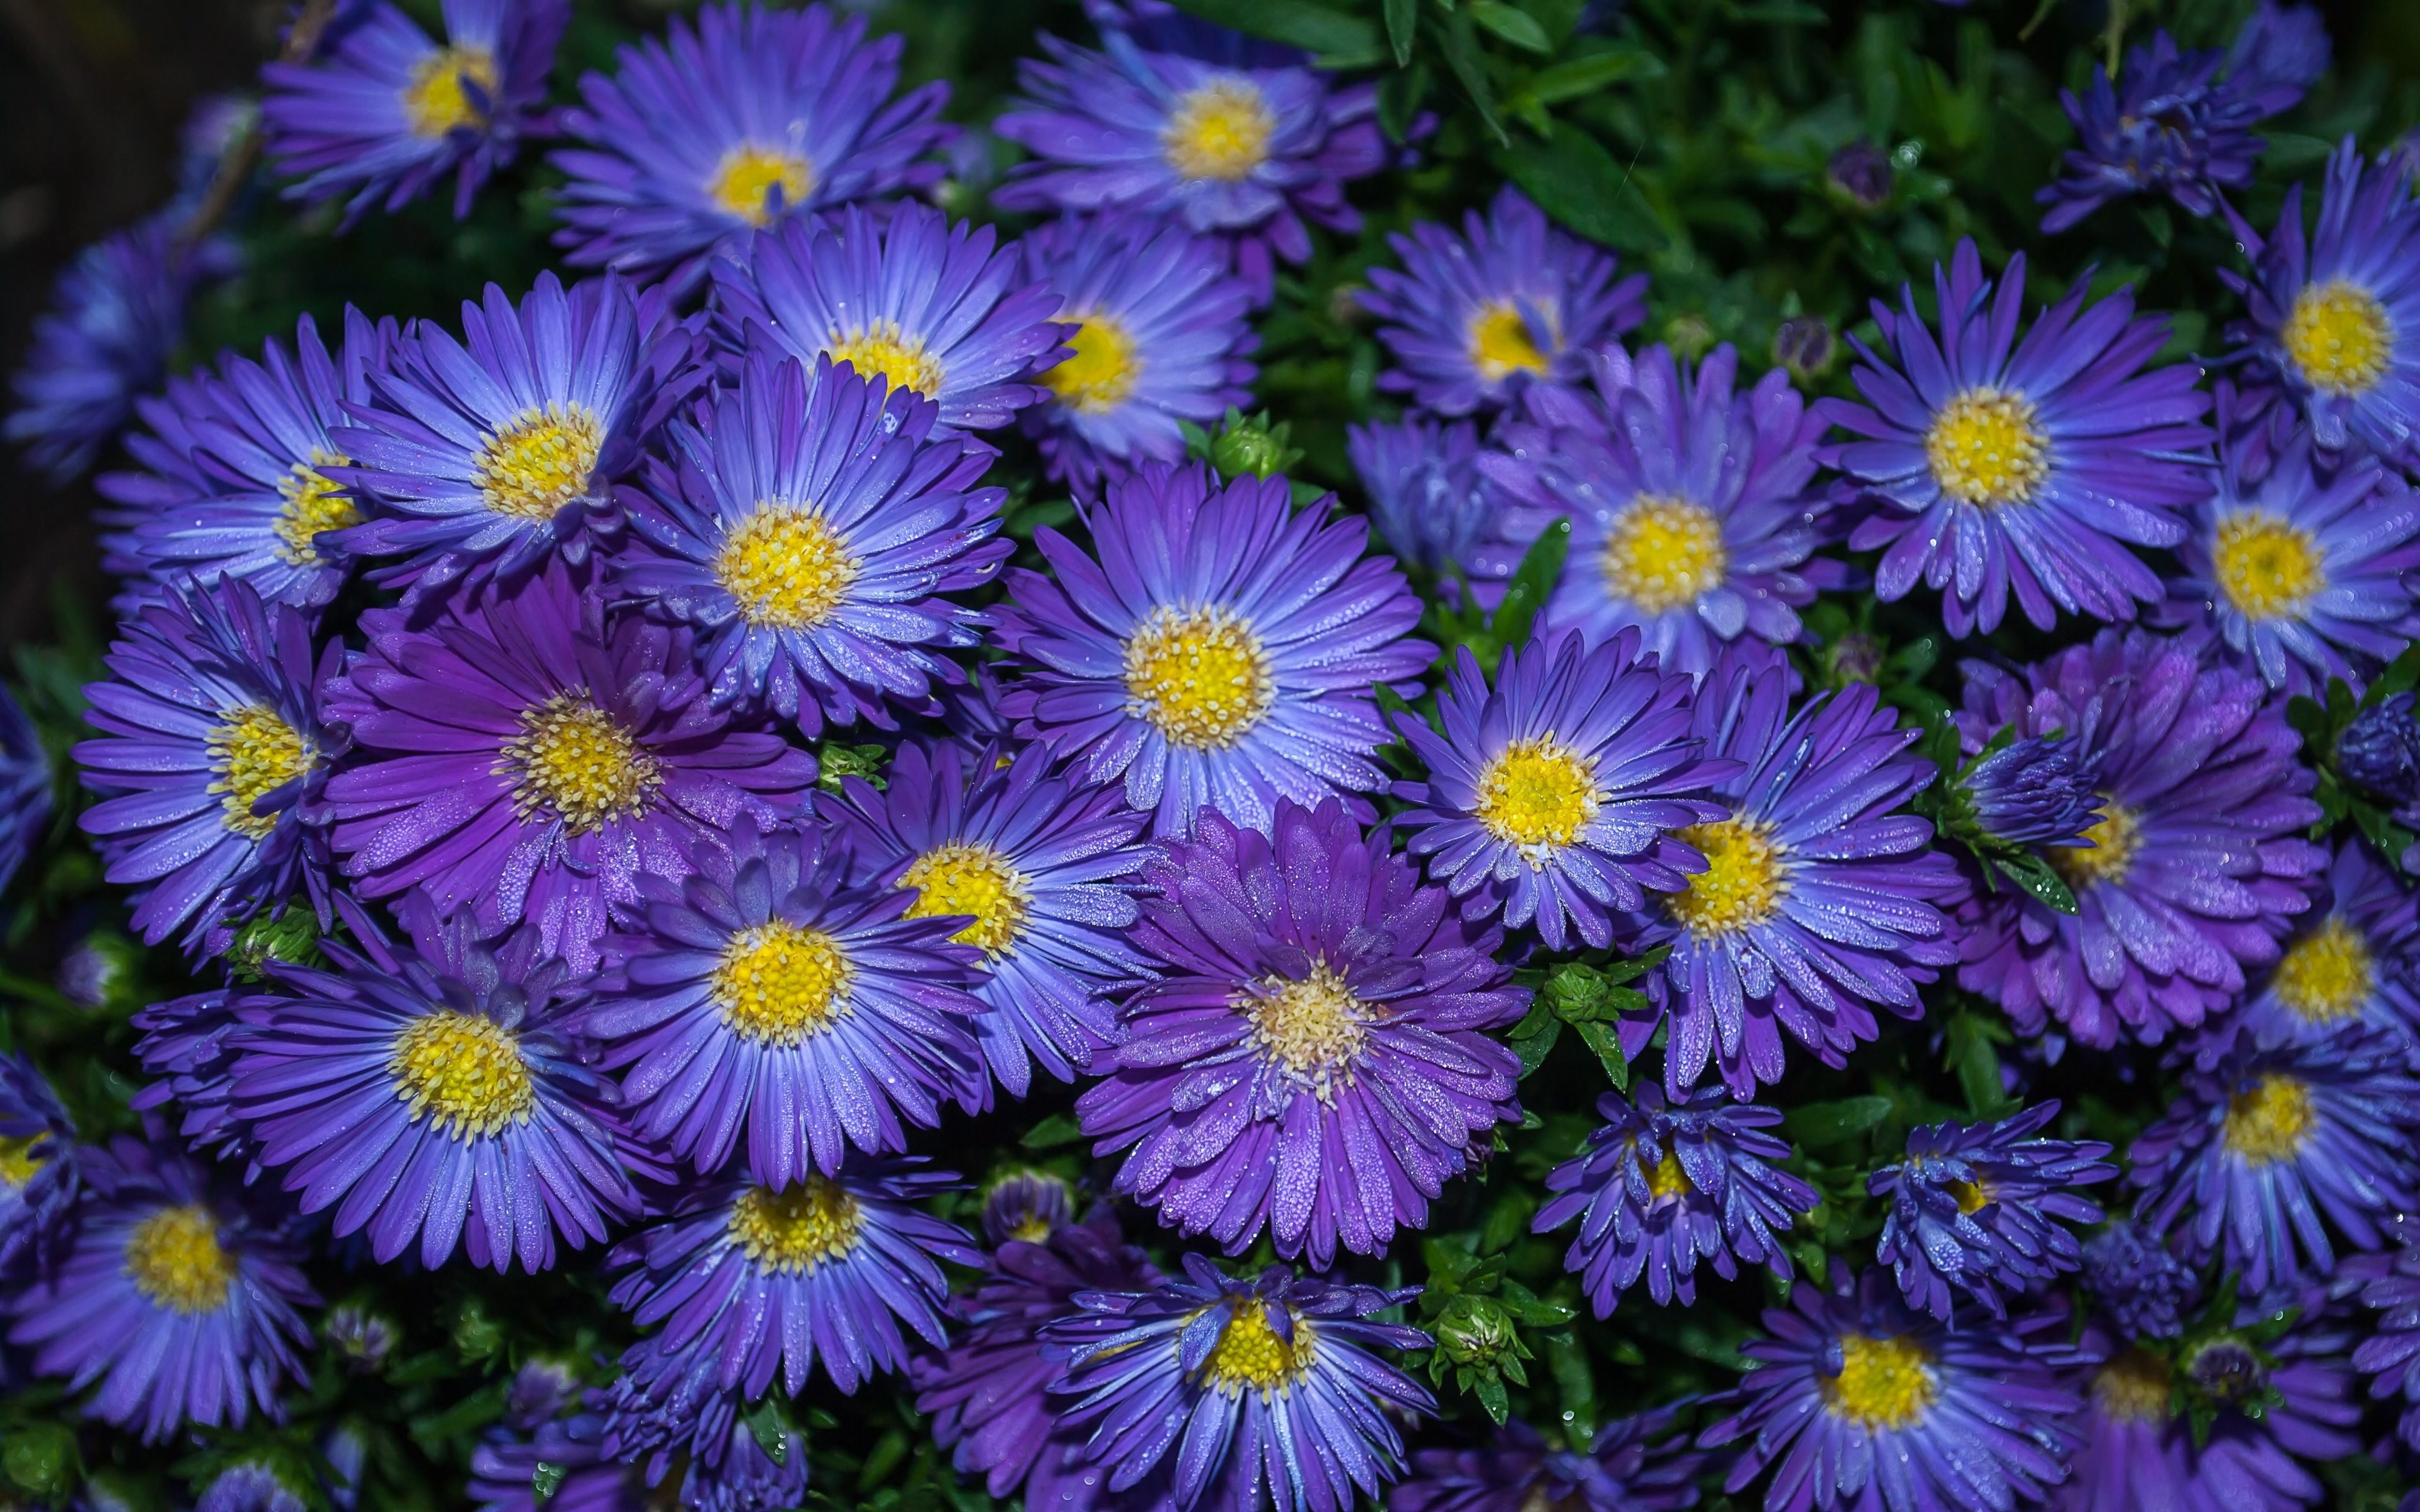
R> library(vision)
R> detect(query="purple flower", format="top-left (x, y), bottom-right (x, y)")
top-left (1952, 629), bottom-right (2325, 1048)
top-left (574, 815), bottom-right (983, 1185)
top-left (575, 1333), bottom-right (807, 1512)
top-left (1079, 799), bottom-right (1527, 1266)
top-left (552, 1), bottom-right (953, 290)
top-left (980, 1170), bottom-right (1078, 1246)
top-left (2356, 1244), bottom-right (2420, 1453)
top-left (1345, 416), bottom-right (1530, 595)
top-left (993, 462), bottom-right (1430, 837)
top-left (1534, 1085), bottom-right (1817, 1316)
top-left (6, 1137), bottom-right (314, 1443)
top-left (1954, 733), bottom-right (2105, 850)
top-left (1390, 1412), bottom-right (1708, 1512)
top-left (323, 563), bottom-right (814, 973)
top-left (1826, 139), bottom-right (1893, 209)
top-left (1824, 239), bottom-right (2214, 636)
top-left (1480, 344), bottom-right (1838, 677)
top-left (0, 680), bottom-right (50, 902)
top-left (2232, 838), bottom-right (2420, 1055)
top-left (1390, 631), bottom-right (1731, 952)
top-left (2339, 689), bottom-right (2420, 805)
top-left (502, 1358), bottom-right (580, 1432)
top-left (130, 989), bottom-right (248, 1162)
top-left (2080, 1220), bottom-right (2199, 1340)
top-left (196, 1464), bottom-right (307, 1512)
top-left (1361, 186), bottom-right (1647, 416)
top-left (1017, 211), bottom-right (1258, 490)
top-left (606, 350), bottom-right (1006, 732)
top-left (75, 578), bottom-right (342, 950)
top-left (260, 0), bottom-right (565, 222)
top-left (1042, 1254), bottom-right (1435, 1512)
top-left (0, 1053), bottom-right (76, 1271)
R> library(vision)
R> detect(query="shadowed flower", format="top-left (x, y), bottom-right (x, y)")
top-left (1870, 1101), bottom-right (2116, 1319)
top-left (0, 680), bottom-right (50, 903)
top-left (196, 1464), bottom-right (308, 1512)
top-left (2080, 1220), bottom-right (2199, 1340)
top-left (980, 1171), bottom-right (1078, 1247)
top-left (1346, 416), bottom-right (1531, 600)
top-left (2356, 1244), bottom-right (2420, 1453)
top-left (0, 1052), bottom-right (76, 1271)
top-left (1390, 1412), bottom-right (1708, 1512)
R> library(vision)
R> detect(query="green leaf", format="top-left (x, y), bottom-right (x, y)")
top-left (1945, 1011), bottom-right (2017, 1120)
top-left (1544, 1331), bottom-right (1596, 1440)
top-left (1509, 1014), bottom-right (1562, 1078)
top-left (1436, 11), bottom-right (1509, 146)
top-left (742, 1396), bottom-right (790, 1466)
top-left (1472, 1372), bottom-right (1511, 1423)
top-left (1495, 128), bottom-right (1659, 250)
top-left (1783, 1096), bottom-right (1893, 1148)
top-left (1020, 1113), bottom-right (1086, 1150)
top-left (1383, 0), bottom-right (1417, 66)
top-left (532, 1462), bottom-right (567, 1502)
top-left (1168, 0), bottom-right (1379, 57)
top-left (1467, 0), bottom-right (1551, 53)
top-left (1488, 519), bottom-right (1571, 653)
top-left (1996, 852), bottom-right (2078, 916)
top-left (1514, 47), bottom-right (1664, 107)
top-left (1572, 1017), bottom-right (1631, 1092)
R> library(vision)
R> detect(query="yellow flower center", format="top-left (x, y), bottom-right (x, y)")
top-left (2271, 915), bottom-right (2374, 1024)
top-left (124, 1204), bottom-right (236, 1314)
top-left (824, 321), bottom-right (946, 399)
top-left (498, 692), bottom-right (659, 835)
top-left (1245, 961), bottom-right (1370, 1100)
top-left (401, 44), bottom-right (498, 139)
top-left (1474, 738), bottom-right (1600, 855)
top-left (1122, 605), bottom-right (1276, 750)
top-left (208, 704), bottom-right (315, 842)
top-left (1195, 1302), bottom-right (1311, 1394)
top-left (2049, 798), bottom-right (2136, 891)
top-left (714, 506), bottom-right (859, 628)
top-left (1046, 315), bottom-right (1141, 415)
top-left (1468, 301), bottom-right (1554, 384)
top-left (1821, 1333), bottom-right (1938, 1431)
top-left (2092, 1347), bottom-right (2174, 1423)
top-left (1645, 1150), bottom-right (1691, 1201)
top-left (708, 144), bottom-right (814, 227)
top-left (388, 1011), bottom-right (536, 1139)
top-left (1163, 76), bottom-right (1276, 181)
top-left (0, 1134), bottom-right (46, 1188)
top-left (1924, 388), bottom-right (2049, 508)
top-left (2213, 510), bottom-right (2325, 622)
top-left (473, 404), bottom-right (604, 522)
top-left (1600, 493), bottom-right (1729, 615)
top-left (2224, 1074), bottom-right (2315, 1166)
top-left (899, 841), bottom-right (1030, 958)
top-left (1008, 1214), bottom-right (1056, 1244)
top-left (1664, 817), bottom-right (1787, 936)
top-left (712, 921), bottom-right (853, 1046)
top-left (1944, 1178), bottom-right (1990, 1214)
top-left (728, 1176), bottom-right (863, 1274)
top-left (2283, 278), bottom-right (2395, 396)
top-left (274, 450), bottom-right (359, 568)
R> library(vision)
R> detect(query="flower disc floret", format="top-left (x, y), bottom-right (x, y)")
top-left (729, 1176), bottom-right (863, 1274)
top-left (388, 1011), bottom-right (536, 1139)
top-left (124, 1205), bottom-right (236, 1314)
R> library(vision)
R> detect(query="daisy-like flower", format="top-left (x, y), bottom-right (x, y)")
top-left (992, 462), bottom-right (1429, 836)
top-left (1042, 1253), bottom-right (1435, 1512)
top-left (1361, 186), bottom-right (1647, 416)
top-left (608, 350), bottom-right (1006, 732)
top-left (1076, 799), bottom-right (1527, 1265)
top-left (2233, 839), bottom-right (2420, 1054)
top-left (1533, 1085), bottom-right (1818, 1316)
top-left (1479, 344), bottom-right (1838, 677)
top-left (576, 1333), bottom-right (808, 1512)
top-left (76, 578), bottom-right (342, 950)
top-left (2160, 429), bottom-right (2420, 695)
top-left (1869, 1102), bottom-right (2117, 1320)
top-left (552, 1), bottom-right (954, 290)
top-left (1346, 416), bottom-right (1530, 598)
top-left (100, 309), bottom-right (396, 610)
top-left (0, 1052), bottom-right (76, 1270)
top-left (6, 1137), bottom-right (314, 1443)
top-left (331, 272), bottom-right (701, 597)
top-left (260, 0), bottom-right (565, 223)
top-left (2356, 1244), bottom-right (2420, 1452)
top-left (1390, 1411), bottom-right (1708, 1512)
top-left (323, 563), bottom-right (814, 973)
top-left (225, 895), bottom-right (641, 1273)
top-left (1701, 1268), bottom-right (2082, 1512)
top-left (131, 989), bottom-right (248, 1161)
top-left (607, 1157), bottom-right (977, 1398)
top-left (0, 680), bottom-right (50, 900)
top-left (712, 202), bottom-right (1068, 435)
top-left (2129, 1022), bottom-right (2420, 1293)
top-left (2225, 138), bottom-right (2420, 465)
top-left (1952, 629), bottom-right (2325, 1048)
top-left (1392, 631), bottom-right (1731, 951)
top-left (574, 815), bottom-right (984, 1186)
top-left (1823, 239), bottom-right (2214, 636)
top-left (1617, 648), bottom-right (1961, 1099)
top-left (1016, 211), bottom-right (1258, 489)
top-left (196, 1463), bottom-right (308, 1512)
top-left (979, 1170), bottom-right (1078, 1246)
top-left (991, 9), bottom-right (1386, 301)
top-left (826, 740), bottom-right (1154, 1102)
top-left (2080, 1221), bottom-right (2199, 1341)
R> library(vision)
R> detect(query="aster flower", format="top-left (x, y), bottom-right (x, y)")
top-left (609, 350), bottom-right (1006, 732)
top-left (6, 1137), bottom-right (313, 1443)
top-left (2225, 139), bottom-right (2420, 465)
top-left (2338, 689), bottom-right (2420, 806)
top-left (130, 989), bottom-right (248, 1161)
top-left (992, 10), bottom-right (1386, 301)
top-left (572, 1333), bottom-right (809, 1512)
top-left (197, 1464), bottom-right (308, 1512)
top-left (1346, 416), bottom-right (1531, 598)
top-left (826, 740), bottom-right (1153, 1102)
top-left (0, 680), bottom-right (49, 900)
top-left (1823, 239), bottom-right (2213, 636)
top-left (1701, 1268), bottom-right (2081, 1512)
top-left (980, 1171), bottom-right (1078, 1247)
top-left (1616, 648), bottom-right (1961, 1099)
top-left (76, 578), bottom-right (342, 950)
top-left (1361, 186), bottom-right (1647, 416)
top-left (2356, 1244), bottom-right (2420, 1451)
top-left (1390, 631), bottom-right (1730, 952)
top-left (1939, 731), bottom-right (2107, 889)
top-left (503, 1358), bottom-right (581, 1432)
top-left (469, 1428), bottom-right (642, 1512)
top-left (2130, 1022), bottom-right (2420, 1293)
top-left (552, 1), bottom-right (954, 290)
top-left (574, 814), bottom-right (984, 1185)
top-left (1534, 1084), bottom-right (1818, 1316)
top-left (2232, 839), bottom-right (2420, 1055)
top-left (1390, 1412), bottom-right (1708, 1512)
top-left (323, 563), bottom-right (814, 973)
top-left (1016, 211), bottom-right (1258, 489)
top-left (993, 462), bottom-right (1429, 836)
top-left (1952, 629), bottom-right (2325, 1047)
top-left (1870, 1102), bottom-right (2116, 1320)
top-left (2080, 1221), bottom-right (2200, 1340)
top-left (712, 202), bottom-right (1068, 434)
top-left (260, 0), bottom-right (565, 223)
top-left (325, 1305), bottom-right (398, 1375)
top-left (0, 1053), bottom-right (76, 1271)
top-left (1077, 798), bottom-right (1526, 1265)
top-left (1043, 1253), bottom-right (1434, 1512)
top-left (225, 894), bottom-right (640, 1272)
top-left (1478, 343), bottom-right (1836, 677)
